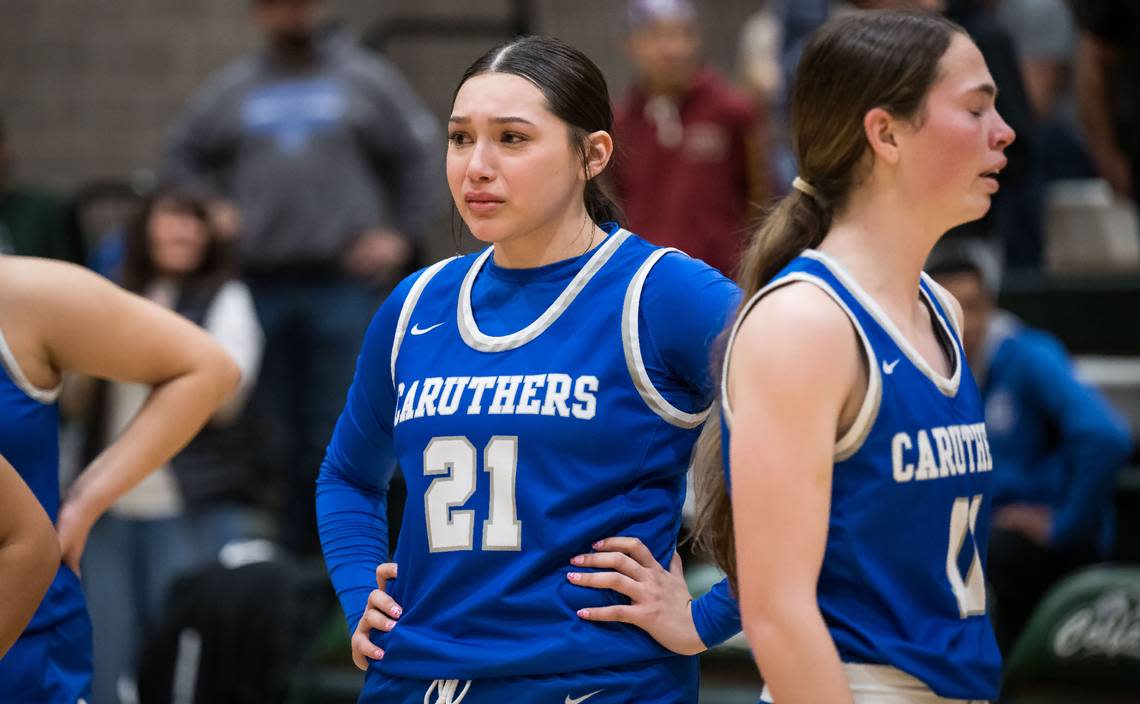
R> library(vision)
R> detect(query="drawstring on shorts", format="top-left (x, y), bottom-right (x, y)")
top-left (425, 679), bottom-right (472, 704)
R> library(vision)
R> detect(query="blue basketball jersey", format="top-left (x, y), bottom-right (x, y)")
top-left (370, 230), bottom-right (709, 682)
top-left (722, 250), bottom-right (1002, 700)
top-left (0, 328), bottom-right (92, 702)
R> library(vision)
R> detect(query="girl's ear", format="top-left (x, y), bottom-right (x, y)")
top-left (863, 107), bottom-right (901, 166)
top-left (582, 130), bottom-right (614, 180)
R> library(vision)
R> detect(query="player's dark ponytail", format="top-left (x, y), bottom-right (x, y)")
top-left (690, 10), bottom-right (965, 592)
top-left (455, 36), bottom-right (624, 227)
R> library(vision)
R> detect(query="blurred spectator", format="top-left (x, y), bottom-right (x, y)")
top-left (739, 1), bottom-right (946, 189)
top-left (993, 0), bottom-right (1073, 119)
top-left (736, 3), bottom-right (782, 111)
top-left (940, 1), bottom-right (1042, 269)
top-left (1074, 0), bottom-right (1140, 205)
top-left (928, 240), bottom-right (1133, 655)
top-left (0, 116), bottom-right (85, 264)
top-left (735, 0), bottom-right (805, 192)
top-left (612, 0), bottom-right (771, 277)
top-left (161, 0), bottom-right (443, 556)
top-left (991, 0), bottom-right (1096, 181)
top-left (751, 0), bottom-right (1042, 268)
top-left (79, 186), bottom-right (263, 704)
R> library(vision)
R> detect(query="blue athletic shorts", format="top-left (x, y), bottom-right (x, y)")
top-left (0, 609), bottom-right (93, 704)
top-left (361, 656), bottom-right (699, 703)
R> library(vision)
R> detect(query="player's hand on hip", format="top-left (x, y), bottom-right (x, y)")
top-left (568, 537), bottom-right (704, 656)
top-left (55, 494), bottom-right (101, 575)
top-left (351, 562), bottom-right (402, 670)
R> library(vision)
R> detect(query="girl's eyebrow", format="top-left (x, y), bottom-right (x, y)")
top-left (965, 82), bottom-right (998, 99)
top-left (448, 115), bottom-right (536, 125)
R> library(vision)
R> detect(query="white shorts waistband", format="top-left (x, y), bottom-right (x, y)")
top-left (759, 663), bottom-right (989, 704)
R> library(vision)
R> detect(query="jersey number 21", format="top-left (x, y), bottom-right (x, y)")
top-left (423, 436), bottom-right (521, 552)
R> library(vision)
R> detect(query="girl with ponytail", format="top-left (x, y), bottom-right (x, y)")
top-left (693, 10), bottom-right (1014, 703)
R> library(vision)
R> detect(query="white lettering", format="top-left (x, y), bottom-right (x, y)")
top-left (891, 432), bottom-right (914, 482)
top-left (437, 376), bottom-right (470, 416)
top-left (541, 373), bottom-right (572, 417)
top-left (947, 425), bottom-right (966, 476)
top-left (466, 376), bottom-right (497, 415)
top-left (915, 430), bottom-right (938, 481)
top-left (931, 427), bottom-right (955, 479)
top-left (488, 375), bottom-right (524, 414)
top-left (515, 374), bottom-right (546, 415)
top-left (399, 380), bottom-right (419, 423)
top-left (414, 377), bottom-right (444, 418)
top-left (393, 382), bottom-right (406, 426)
top-left (571, 375), bottom-right (598, 420)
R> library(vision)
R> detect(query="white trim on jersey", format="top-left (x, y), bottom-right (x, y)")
top-left (0, 327), bottom-right (61, 404)
top-left (621, 248), bottom-right (712, 429)
top-left (720, 272), bottom-right (882, 462)
top-left (802, 250), bottom-right (962, 398)
top-left (761, 663), bottom-right (989, 704)
top-left (391, 257), bottom-right (458, 385)
top-left (457, 229), bottom-right (632, 353)
top-left (921, 273), bottom-right (965, 343)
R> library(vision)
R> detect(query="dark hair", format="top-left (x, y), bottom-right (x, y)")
top-left (926, 251), bottom-right (985, 284)
top-left (121, 185), bottom-right (236, 298)
top-left (453, 35), bottom-right (623, 225)
top-left (926, 237), bottom-right (1000, 295)
top-left (690, 10), bottom-right (967, 591)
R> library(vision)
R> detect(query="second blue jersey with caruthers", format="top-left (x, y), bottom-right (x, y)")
top-left (724, 250), bottom-right (1002, 701)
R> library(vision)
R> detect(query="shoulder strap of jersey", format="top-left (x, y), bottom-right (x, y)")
top-left (720, 264), bottom-right (882, 461)
top-left (391, 257), bottom-right (458, 385)
top-left (0, 327), bottom-right (61, 404)
top-left (919, 273), bottom-right (964, 345)
top-left (621, 248), bottom-right (711, 429)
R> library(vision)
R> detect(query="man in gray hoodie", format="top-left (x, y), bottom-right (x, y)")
top-left (162, 0), bottom-right (442, 557)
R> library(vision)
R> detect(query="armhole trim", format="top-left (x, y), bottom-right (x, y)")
top-left (0, 329), bottom-right (60, 405)
top-left (390, 257), bottom-right (457, 385)
top-left (720, 272), bottom-right (881, 461)
top-left (921, 273), bottom-right (964, 343)
top-left (621, 248), bottom-right (711, 429)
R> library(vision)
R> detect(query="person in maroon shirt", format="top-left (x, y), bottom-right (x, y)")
top-left (611, 0), bottom-right (772, 277)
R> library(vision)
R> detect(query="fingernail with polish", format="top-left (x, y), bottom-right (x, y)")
top-left (571, 555), bottom-right (584, 565)
top-left (567, 572), bottom-right (580, 582)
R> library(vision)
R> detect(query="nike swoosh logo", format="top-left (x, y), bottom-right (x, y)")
top-left (565, 690), bottom-right (603, 704)
top-left (410, 322), bottom-right (444, 335)
top-left (882, 358), bottom-right (900, 375)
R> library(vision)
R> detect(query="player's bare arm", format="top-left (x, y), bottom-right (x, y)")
top-left (0, 257), bottom-right (240, 570)
top-left (728, 283), bottom-right (861, 704)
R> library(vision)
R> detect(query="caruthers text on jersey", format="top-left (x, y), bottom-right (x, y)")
top-left (393, 374), bottom-right (599, 425)
top-left (891, 423), bottom-right (993, 484)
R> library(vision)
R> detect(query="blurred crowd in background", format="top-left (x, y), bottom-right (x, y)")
top-left (1, 0), bottom-right (1138, 702)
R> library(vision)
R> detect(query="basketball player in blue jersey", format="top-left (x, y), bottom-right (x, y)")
top-left (690, 11), bottom-right (1014, 704)
top-left (316, 36), bottom-right (742, 703)
top-left (0, 256), bottom-right (239, 702)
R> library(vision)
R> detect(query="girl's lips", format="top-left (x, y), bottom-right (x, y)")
top-left (465, 198), bottom-right (504, 214)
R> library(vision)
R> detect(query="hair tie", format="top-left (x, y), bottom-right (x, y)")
top-left (792, 176), bottom-right (818, 199)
